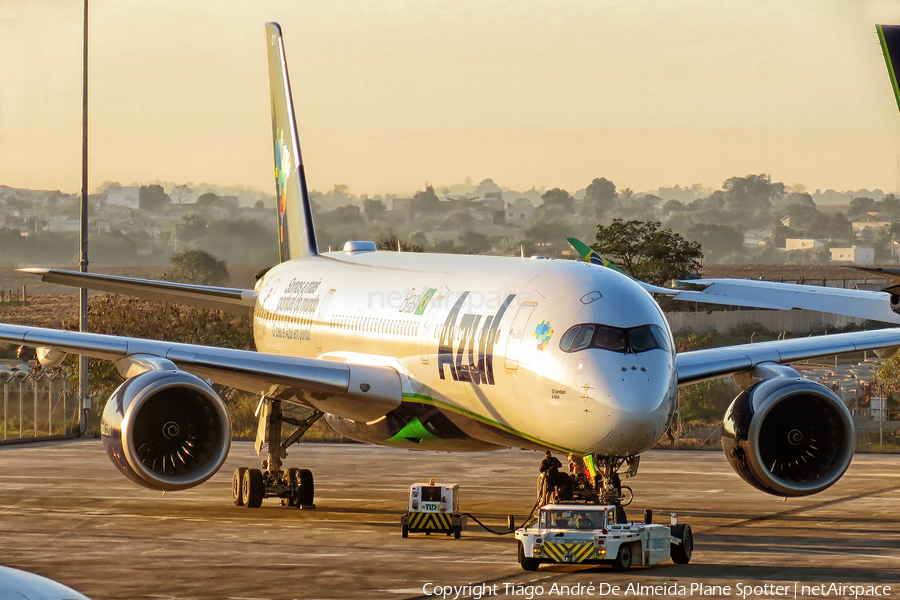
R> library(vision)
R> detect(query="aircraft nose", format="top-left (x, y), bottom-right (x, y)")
top-left (573, 351), bottom-right (676, 455)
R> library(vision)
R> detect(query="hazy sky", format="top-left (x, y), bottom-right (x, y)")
top-left (3, 0), bottom-right (900, 198)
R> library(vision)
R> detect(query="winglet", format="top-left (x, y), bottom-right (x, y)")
top-left (266, 22), bottom-right (318, 260)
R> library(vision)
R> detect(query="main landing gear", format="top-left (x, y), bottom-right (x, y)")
top-left (232, 398), bottom-right (323, 509)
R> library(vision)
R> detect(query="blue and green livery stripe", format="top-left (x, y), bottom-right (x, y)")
top-left (401, 392), bottom-right (580, 455)
top-left (877, 25), bottom-right (900, 114)
top-left (387, 416), bottom-right (439, 443)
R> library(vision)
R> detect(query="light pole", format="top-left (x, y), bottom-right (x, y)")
top-left (78, 0), bottom-right (89, 435)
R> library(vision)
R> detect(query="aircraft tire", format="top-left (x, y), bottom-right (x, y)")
top-left (286, 468), bottom-right (300, 507)
top-left (294, 469), bottom-right (314, 507)
top-left (232, 467), bottom-right (247, 506)
top-left (243, 468), bottom-right (264, 508)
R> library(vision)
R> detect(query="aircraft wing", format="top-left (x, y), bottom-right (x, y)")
top-left (19, 268), bottom-right (257, 315)
top-left (565, 238), bottom-right (794, 309)
top-left (0, 323), bottom-right (401, 423)
top-left (675, 278), bottom-right (900, 324)
top-left (675, 326), bottom-right (900, 385)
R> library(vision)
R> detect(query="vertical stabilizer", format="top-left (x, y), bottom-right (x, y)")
top-left (266, 22), bottom-right (318, 260)
top-left (877, 24), bottom-right (900, 115)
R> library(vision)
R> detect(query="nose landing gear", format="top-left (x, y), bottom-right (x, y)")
top-left (538, 454), bottom-right (639, 522)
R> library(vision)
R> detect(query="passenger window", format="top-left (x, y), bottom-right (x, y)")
top-left (571, 325), bottom-right (595, 351)
top-left (594, 326), bottom-right (626, 351)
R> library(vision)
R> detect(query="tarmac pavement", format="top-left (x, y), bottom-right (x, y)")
top-left (0, 440), bottom-right (898, 600)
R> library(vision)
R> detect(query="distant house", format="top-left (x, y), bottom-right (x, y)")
top-left (105, 186), bottom-right (140, 209)
top-left (830, 246), bottom-right (874, 265)
top-left (851, 219), bottom-right (890, 233)
top-left (784, 238), bottom-right (823, 251)
top-left (506, 198), bottom-right (535, 224)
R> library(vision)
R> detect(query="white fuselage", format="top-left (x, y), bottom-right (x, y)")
top-left (252, 250), bottom-right (677, 457)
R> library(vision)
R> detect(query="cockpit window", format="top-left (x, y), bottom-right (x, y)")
top-left (594, 325), bottom-right (626, 351)
top-left (628, 326), bottom-right (657, 352)
top-left (571, 325), bottom-right (595, 351)
top-left (559, 326), bottom-right (581, 351)
top-left (559, 322), bottom-right (669, 354)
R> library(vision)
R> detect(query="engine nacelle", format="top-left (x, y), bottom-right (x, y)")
top-left (891, 294), bottom-right (900, 315)
top-left (101, 369), bottom-right (231, 491)
top-left (721, 376), bottom-right (854, 497)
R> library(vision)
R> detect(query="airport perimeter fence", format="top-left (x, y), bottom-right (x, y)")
top-left (0, 370), bottom-right (77, 442)
top-left (666, 308), bottom-right (865, 335)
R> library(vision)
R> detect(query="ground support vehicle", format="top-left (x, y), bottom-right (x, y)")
top-left (514, 503), bottom-right (692, 571)
top-left (400, 482), bottom-right (468, 539)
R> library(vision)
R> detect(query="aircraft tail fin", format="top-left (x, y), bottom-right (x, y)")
top-left (266, 22), bottom-right (318, 261)
top-left (566, 238), bottom-right (630, 277)
top-left (877, 24), bottom-right (900, 115)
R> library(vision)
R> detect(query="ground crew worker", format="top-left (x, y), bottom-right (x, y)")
top-left (539, 451), bottom-right (562, 501)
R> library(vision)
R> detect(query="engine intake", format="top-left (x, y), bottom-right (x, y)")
top-left (101, 369), bottom-right (231, 491)
top-left (721, 375), bottom-right (854, 497)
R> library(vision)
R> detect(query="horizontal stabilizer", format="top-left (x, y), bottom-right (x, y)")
top-left (19, 268), bottom-right (257, 315)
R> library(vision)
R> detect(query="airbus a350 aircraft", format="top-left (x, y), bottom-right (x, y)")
top-left (4, 23), bottom-right (900, 510)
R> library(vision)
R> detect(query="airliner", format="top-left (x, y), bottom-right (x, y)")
top-left (3, 23), bottom-right (900, 511)
top-left (0, 566), bottom-right (91, 600)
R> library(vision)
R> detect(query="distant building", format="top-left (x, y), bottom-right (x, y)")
top-left (784, 238), bottom-right (823, 251)
top-left (830, 246), bottom-right (874, 265)
top-left (106, 186), bottom-right (140, 209)
top-left (851, 219), bottom-right (890, 233)
top-left (506, 198), bottom-right (535, 224)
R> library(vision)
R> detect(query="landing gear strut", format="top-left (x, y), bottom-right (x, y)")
top-left (232, 397), bottom-right (323, 509)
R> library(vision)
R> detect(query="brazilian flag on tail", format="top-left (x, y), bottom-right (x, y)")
top-left (877, 24), bottom-right (900, 114)
top-left (566, 238), bottom-right (631, 278)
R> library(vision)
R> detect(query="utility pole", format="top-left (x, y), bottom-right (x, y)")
top-left (78, 0), bottom-right (90, 436)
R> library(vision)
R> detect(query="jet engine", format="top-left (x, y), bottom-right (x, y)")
top-left (101, 369), bottom-right (231, 491)
top-left (721, 374), bottom-right (854, 497)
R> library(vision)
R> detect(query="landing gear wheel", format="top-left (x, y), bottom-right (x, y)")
top-left (518, 542), bottom-right (540, 571)
top-left (670, 523), bottom-right (693, 564)
top-left (611, 543), bottom-right (633, 572)
top-left (293, 468), bottom-right (315, 508)
top-left (232, 467), bottom-right (247, 506)
top-left (285, 468), bottom-right (300, 507)
top-left (401, 523), bottom-right (409, 538)
top-left (620, 485), bottom-right (633, 507)
top-left (242, 468), bottom-right (264, 509)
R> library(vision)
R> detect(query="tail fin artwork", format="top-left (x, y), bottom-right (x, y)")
top-left (266, 22), bottom-right (318, 261)
top-left (566, 238), bottom-right (631, 278)
top-left (877, 24), bottom-right (900, 114)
